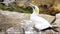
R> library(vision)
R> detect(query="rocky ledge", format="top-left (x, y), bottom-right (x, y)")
top-left (0, 10), bottom-right (60, 34)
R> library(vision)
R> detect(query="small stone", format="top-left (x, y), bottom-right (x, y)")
top-left (56, 13), bottom-right (60, 19)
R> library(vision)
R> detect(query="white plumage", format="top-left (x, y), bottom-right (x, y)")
top-left (29, 4), bottom-right (52, 30)
top-left (31, 13), bottom-right (52, 30)
top-left (1, 0), bottom-right (15, 6)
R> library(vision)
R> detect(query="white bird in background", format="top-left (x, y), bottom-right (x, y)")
top-left (29, 3), bottom-right (58, 32)
top-left (0, 0), bottom-right (15, 6)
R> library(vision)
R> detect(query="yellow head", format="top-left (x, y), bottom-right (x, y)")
top-left (29, 3), bottom-right (39, 15)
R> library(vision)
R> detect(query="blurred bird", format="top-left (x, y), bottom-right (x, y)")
top-left (0, 0), bottom-right (15, 6)
top-left (29, 3), bottom-right (58, 32)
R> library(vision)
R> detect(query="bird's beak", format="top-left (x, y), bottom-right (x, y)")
top-left (29, 3), bottom-right (34, 8)
top-left (24, 2), bottom-right (34, 8)
top-left (24, 2), bottom-right (33, 9)
top-left (29, 3), bottom-right (33, 6)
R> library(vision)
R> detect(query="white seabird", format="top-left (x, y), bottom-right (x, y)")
top-left (29, 3), bottom-right (58, 32)
top-left (0, 0), bottom-right (15, 6)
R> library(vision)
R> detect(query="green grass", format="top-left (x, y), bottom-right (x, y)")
top-left (0, 4), bottom-right (32, 14)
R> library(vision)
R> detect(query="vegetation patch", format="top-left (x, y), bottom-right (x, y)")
top-left (0, 4), bottom-right (32, 14)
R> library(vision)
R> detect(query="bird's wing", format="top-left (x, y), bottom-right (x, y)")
top-left (31, 15), bottom-right (49, 22)
top-left (31, 15), bottom-right (52, 30)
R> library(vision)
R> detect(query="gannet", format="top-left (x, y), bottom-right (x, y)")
top-left (29, 3), bottom-right (58, 32)
top-left (0, 0), bottom-right (15, 6)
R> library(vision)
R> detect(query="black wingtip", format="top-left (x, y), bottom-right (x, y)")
top-left (51, 28), bottom-right (59, 32)
top-left (41, 27), bottom-right (59, 32)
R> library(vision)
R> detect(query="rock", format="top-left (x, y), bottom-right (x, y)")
top-left (51, 13), bottom-right (60, 33)
top-left (53, 19), bottom-right (60, 27)
top-left (53, 13), bottom-right (60, 27)
top-left (15, 0), bottom-right (54, 7)
top-left (0, 32), bottom-right (5, 34)
top-left (56, 13), bottom-right (60, 19)
top-left (44, 30), bottom-right (56, 34)
top-left (0, 10), bottom-right (30, 24)
top-left (52, 0), bottom-right (60, 12)
top-left (6, 27), bottom-right (23, 34)
top-left (0, 10), bottom-right (31, 32)
top-left (16, 0), bottom-right (30, 8)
